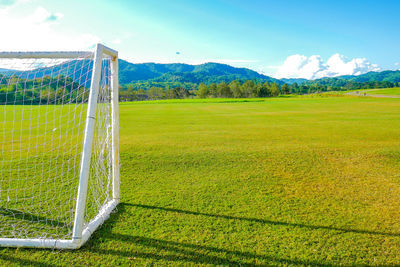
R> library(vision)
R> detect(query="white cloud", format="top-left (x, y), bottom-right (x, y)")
top-left (0, 0), bottom-right (30, 14)
top-left (275, 54), bottom-right (380, 79)
top-left (0, 0), bottom-right (13, 14)
top-left (30, 6), bottom-right (63, 23)
top-left (0, 5), bottom-right (100, 51)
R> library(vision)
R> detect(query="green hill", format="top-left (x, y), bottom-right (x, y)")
top-left (310, 70), bottom-right (400, 84)
top-left (118, 60), bottom-right (282, 85)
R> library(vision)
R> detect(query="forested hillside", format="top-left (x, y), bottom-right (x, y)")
top-left (2, 59), bottom-right (400, 102)
top-left (118, 60), bottom-right (281, 85)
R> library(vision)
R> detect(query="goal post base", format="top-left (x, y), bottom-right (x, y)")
top-left (0, 199), bottom-right (119, 249)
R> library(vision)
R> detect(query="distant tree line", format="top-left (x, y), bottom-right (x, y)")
top-left (119, 86), bottom-right (193, 101)
top-left (119, 80), bottom-right (286, 101)
top-left (196, 81), bottom-right (284, 98)
top-left (119, 79), bottom-right (400, 101)
top-left (303, 80), bottom-right (400, 92)
top-left (2, 73), bottom-right (400, 104)
top-left (288, 80), bottom-right (400, 94)
top-left (0, 74), bottom-right (88, 105)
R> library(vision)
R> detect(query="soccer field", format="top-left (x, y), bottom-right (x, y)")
top-left (2, 96), bottom-right (400, 266)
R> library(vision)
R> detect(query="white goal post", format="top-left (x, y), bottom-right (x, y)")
top-left (0, 44), bottom-right (119, 249)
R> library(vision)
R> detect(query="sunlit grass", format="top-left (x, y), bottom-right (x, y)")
top-left (1, 96), bottom-right (400, 265)
top-left (357, 87), bottom-right (400, 96)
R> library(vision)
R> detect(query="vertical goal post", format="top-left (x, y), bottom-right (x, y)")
top-left (0, 44), bottom-right (120, 249)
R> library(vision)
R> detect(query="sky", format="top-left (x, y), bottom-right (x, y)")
top-left (0, 0), bottom-right (399, 79)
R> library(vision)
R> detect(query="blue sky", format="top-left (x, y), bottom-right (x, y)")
top-left (0, 0), bottom-right (399, 78)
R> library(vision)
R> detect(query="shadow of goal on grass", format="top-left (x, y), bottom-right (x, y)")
top-left (84, 203), bottom-right (337, 266)
top-left (95, 232), bottom-right (337, 267)
top-left (128, 203), bottom-right (400, 237)
top-left (91, 202), bottom-right (399, 266)
top-left (0, 254), bottom-right (55, 267)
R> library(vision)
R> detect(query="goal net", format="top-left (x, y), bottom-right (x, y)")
top-left (0, 44), bottom-right (119, 249)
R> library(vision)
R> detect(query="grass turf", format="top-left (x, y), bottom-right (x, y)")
top-left (341, 87), bottom-right (400, 96)
top-left (358, 87), bottom-right (400, 96)
top-left (1, 96), bottom-right (400, 265)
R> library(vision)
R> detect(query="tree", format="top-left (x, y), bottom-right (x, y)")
top-left (299, 85), bottom-right (308, 94)
top-left (281, 83), bottom-right (290, 95)
top-left (241, 80), bottom-right (255, 97)
top-left (197, 83), bottom-right (209, 98)
top-left (171, 87), bottom-right (190, 99)
top-left (229, 80), bottom-right (243, 98)
top-left (208, 83), bottom-right (217, 97)
top-left (137, 89), bottom-right (148, 100)
top-left (290, 82), bottom-right (299, 94)
top-left (269, 82), bottom-right (280, 97)
top-left (258, 82), bottom-right (270, 97)
top-left (217, 81), bottom-right (232, 97)
top-left (148, 86), bottom-right (164, 99)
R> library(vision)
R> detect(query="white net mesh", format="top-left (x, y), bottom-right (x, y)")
top-left (0, 53), bottom-right (114, 241)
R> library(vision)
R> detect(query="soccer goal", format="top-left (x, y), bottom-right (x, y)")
top-left (0, 44), bottom-right (119, 249)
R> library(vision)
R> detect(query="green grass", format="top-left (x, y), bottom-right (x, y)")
top-left (357, 87), bottom-right (400, 96)
top-left (2, 96), bottom-right (400, 266)
top-left (340, 87), bottom-right (400, 96)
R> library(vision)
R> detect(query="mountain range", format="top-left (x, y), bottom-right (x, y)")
top-left (116, 60), bottom-right (400, 85)
top-left (1, 59), bottom-right (400, 86)
top-left (118, 60), bottom-right (282, 84)
top-left (313, 70), bottom-right (400, 83)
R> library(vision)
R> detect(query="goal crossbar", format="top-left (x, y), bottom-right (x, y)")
top-left (0, 43), bottom-right (120, 249)
top-left (0, 44), bottom-right (117, 59)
